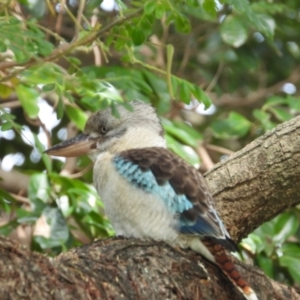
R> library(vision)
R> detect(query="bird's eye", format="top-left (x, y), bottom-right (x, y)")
top-left (101, 126), bottom-right (107, 134)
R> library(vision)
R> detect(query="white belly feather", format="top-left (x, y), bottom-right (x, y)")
top-left (93, 152), bottom-right (179, 243)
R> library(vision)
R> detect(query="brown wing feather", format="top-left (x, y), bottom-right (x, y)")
top-left (119, 147), bottom-right (237, 251)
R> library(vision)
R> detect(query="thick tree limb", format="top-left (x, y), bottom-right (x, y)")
top-left (205, 116), bottom-right (300, 241)
top-left (0, 236), bottom-right (299, 300)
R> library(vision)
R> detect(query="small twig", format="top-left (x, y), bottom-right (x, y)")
top-left (55, 0), bottom-right (66, 36)
top-left (74, 0), bottom-right (86, 40)
top-left (0, 7), bottom-right (143, 76)
top-left (93, 44), bottom-right (101, 66)
top-left (178, 34), bottom-right (192, 74)
top-left (60, 123), bottom-right (78, 176)
top-left (205, 61), bottom-right (224, 93)
top-left (161, 15), bottom-right (169, 45)
top-left (91, 9), bottom-right (101, 66)
top-left (68, 163), bottom-right (93, 178)
top-left (196, 144), bottom-right (214, 171)
top-left (212, 65), bottom-right (300, 107)
top-left (149, 35), bottom-right (165, 68)
top-left (35, 23), bottom-right (66, 43)
top-left (204, 143), bottom-right (234, 156)
top-left (0, 100), bottom-right (21, 109)
top-left (38, 117), bottom-right (52, 149)
top-left (9, 193), bottom-right (30, 205)
top-left (24, 114), bottom-right (40, 127)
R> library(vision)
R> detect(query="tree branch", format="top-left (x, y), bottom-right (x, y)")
top-left (0, 236), bottom-right (299, 300)
top-left (0, 168), bottom-right (29, 194)
top-left (205, 116), bottom-right (300, 241)
top-left (210, 66), bottom-right (300, 108)
top-left (0, 7), bottom-right (143, 79)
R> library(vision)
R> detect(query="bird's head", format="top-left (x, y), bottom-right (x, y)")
top-left (45, 101), bottom-right (165, 161)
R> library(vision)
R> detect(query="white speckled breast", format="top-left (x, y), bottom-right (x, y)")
top-left (93, 152), bottom-right (179, 243)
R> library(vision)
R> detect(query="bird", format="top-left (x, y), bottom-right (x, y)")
top-left (45, 100), bottom-right (258, 300)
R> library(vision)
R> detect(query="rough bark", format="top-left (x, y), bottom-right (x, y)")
top-left (1, 117), bottom-right (300, 300)
top-left (0, 236), bottom-right (299, 300)
top-left (206, 115), bottom-right (300, 241)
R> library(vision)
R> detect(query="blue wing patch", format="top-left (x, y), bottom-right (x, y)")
top-left (113, 156), bottom-right (193, 214)
top-left (113, 153), bottom-right (231, 245)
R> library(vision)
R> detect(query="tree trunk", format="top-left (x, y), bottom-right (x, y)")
top-left (0, 236), bottom-right (299, 300)
top-left (1, 117), bottom-right (300, 300)
top-left (206, 115), bottom-right (300, 241)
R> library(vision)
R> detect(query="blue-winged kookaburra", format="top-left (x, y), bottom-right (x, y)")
top-left (45, 101), bottom-right (257, 300)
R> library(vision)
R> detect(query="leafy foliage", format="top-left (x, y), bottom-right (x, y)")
top-left (0, 0), bottom-right (299, 287)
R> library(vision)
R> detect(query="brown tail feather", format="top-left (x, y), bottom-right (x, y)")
top-left (203, 239), bottom-right (258, 300)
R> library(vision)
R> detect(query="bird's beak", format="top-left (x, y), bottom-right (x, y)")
top-left (44, 134), bottom-right (97, 157)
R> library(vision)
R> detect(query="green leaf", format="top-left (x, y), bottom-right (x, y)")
top-left (253, 109), bottom-right (276, 131)
top-left (144, 1), bottom-right (156, 15)
top-left (10, 45), bottom-right (30, 62)
top-left (279, 256), bottom-right (300, 283)
top-left (263, 96), bottom-right (287, 109)
top-left (269, 107), bottom-right (292, 122)
top-left (256, 255), bottom-right (274, 278)
top-left (155, 3), bottom-right (165, 19)
top-left (273, 213), bottom-right (299, 244)
top-left (251, 2), bottom-right (287, 15)
top-left (0, 220), bottom-right (19, 236)
top-left (281, 243), bottom-right (300, 259)
top-left (131, 27), bottom-right (146, 46)
top-left (28, 173), bottom-right (49, 205)
top-left (165, 134), bottom-right (200, 165)
top-left (163, 119), bottom-right (199, 148)
top-left (191, 85), bottom-right (211, 108)
top-left (65, 105), bottom-right (88, 131)
top-left (35, 207), bottom-right (69, 249)
top-left (220, 16), bottom-right (248, 47)
top-left (114, 27), bottom-right (129, 50)
top-left (86, 0), bottom-right (104, 10)
top-left (139, 15), bottom-right (153, 36)
top-left (251, 14), bottom-right (275, 40)
top-left (68, 56), bottom-right (82, 66)
top-left (22, 64), bottom-right (62, 85)
top-left (287, 96), bottom-right (300, 112)
top-left (224, 1), bottom-right (275, 40)
top-left (174, 13), bottom-right (191, 34)
top-left (172, 120), bottom-right (203, 140)
top-left (42, 83), bottom-right (56, 92)
top-left (35, 39), bottom-right (54, 56)
top-left (15, 84), bottom-right (39, 118)
top-left (0, 188), bottom-right (18, 204)
top-left (110, 101), bottom-right (121, 118)
top-left (211, 112), bottom-right (251, 139)
top-left (203, 0), bottom-right (217, 17)
top-left (241, 233), bottom-right (263, 254)
top-left (57, 95), bottom-right (64, 119)
top-left (0, 83), bottom-right (13, 98)
top-left (222, 0), bottom-right (249, 13)
top-left (0, 40), bottom-right (7, 52)
top-left (179, 81), bottom-right (192, 104)
top-left (0, 122), bottom-right (13, 131)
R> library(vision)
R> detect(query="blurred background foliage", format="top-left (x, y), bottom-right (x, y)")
top-left (0, 0), bottom-right (299, 287)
